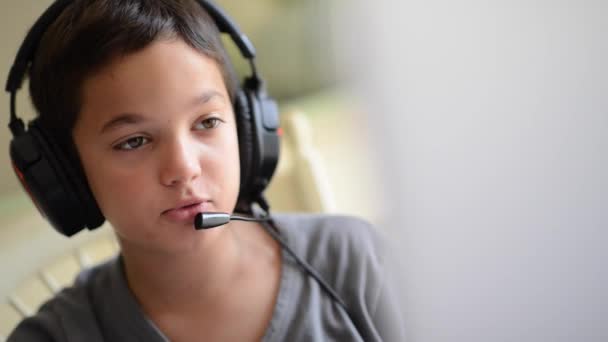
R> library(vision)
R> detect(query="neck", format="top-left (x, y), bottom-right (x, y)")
top-left (119, 222), bottom-right (245, 313)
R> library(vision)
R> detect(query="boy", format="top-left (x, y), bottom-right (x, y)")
top-left (6, 1), bottom-right (404, 340)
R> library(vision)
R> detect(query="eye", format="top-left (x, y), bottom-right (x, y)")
top-left (194, 117), bottom-right (223, 130)
top-left (113, 136), bottom-right (150, 151)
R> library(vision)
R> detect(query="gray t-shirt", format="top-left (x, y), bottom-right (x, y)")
top-left (8, 214), bottom-right (405, 341)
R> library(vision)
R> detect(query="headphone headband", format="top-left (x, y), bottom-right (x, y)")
top-left (5, 0), bottom-right (256, 94)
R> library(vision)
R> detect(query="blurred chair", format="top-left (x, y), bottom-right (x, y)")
top-left (265, 110), bottom-right (336, 213)
top-left (0, 111), bottom-right (334, 339)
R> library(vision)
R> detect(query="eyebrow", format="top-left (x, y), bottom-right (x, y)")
top-left (100, 113), bottom-right (145, 134)
top-left (99, 90), bottom-right (226, 134)
top-left (192, 90), bottom-right (225, 108)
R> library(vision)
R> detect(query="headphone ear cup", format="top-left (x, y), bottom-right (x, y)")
top-left (233, 84), bottom-right (281, 209)
top-left (234, 89), bottom-right (255, 201)
top-left (9, 120), bottom-right (104, 236)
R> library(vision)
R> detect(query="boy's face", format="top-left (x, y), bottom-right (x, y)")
top-left (73, 39), bottom-right (240, 253)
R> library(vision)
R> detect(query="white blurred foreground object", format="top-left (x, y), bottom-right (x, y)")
top-left (0, 111), bottom-right (334, 338)
top-left (333, 0), bottom-right (608, 341)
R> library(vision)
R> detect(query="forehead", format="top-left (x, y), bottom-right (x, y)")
top-left (78, 39), bottom-right (229, 127)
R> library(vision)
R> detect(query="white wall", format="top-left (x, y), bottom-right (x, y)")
top-left (334, 0), bottom-right (608, 341)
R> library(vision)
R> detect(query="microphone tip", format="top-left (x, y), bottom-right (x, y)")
top-left (194, 212), bottom-right (231, 230)
top-left (194, 213), bottom-right (204, 229)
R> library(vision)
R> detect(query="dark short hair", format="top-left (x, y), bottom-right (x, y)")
top-left (29, 0), bottom-right (238, 151)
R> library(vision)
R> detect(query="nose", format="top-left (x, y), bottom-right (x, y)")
top-left (159, 135), bottom-right (202, 187)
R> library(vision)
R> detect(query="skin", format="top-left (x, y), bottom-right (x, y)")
top-left (72, 38), bottom-right (281, 341)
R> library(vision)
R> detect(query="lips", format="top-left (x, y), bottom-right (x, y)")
top-left (162, 201), bottom-right (211, 224)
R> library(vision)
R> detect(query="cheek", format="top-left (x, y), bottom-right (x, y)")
top-left (81, 152), bottom-right (149, 218)
top-left (223, 128), bottom-right (241, 181)
top-left (210, 126), bottom-right (241, 208)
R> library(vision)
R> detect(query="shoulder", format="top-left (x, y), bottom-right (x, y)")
top-left (6, 259), bottom-right (115, 342)
top-left (271, 213), bottom-right (405, 340)
top-left (273, 213), bottom-right (385, 257)
top-left (272, 213), bottom-right (387, 302)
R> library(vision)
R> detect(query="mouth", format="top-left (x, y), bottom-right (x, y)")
top-left (162, 201), bottom-right (211, 224)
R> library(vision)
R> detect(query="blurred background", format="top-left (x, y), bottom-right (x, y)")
top-left (2, 0), bottom-right (608, 341)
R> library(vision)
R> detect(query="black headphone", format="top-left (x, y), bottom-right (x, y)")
top-left (6, 0), bottom-right (281, 237)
